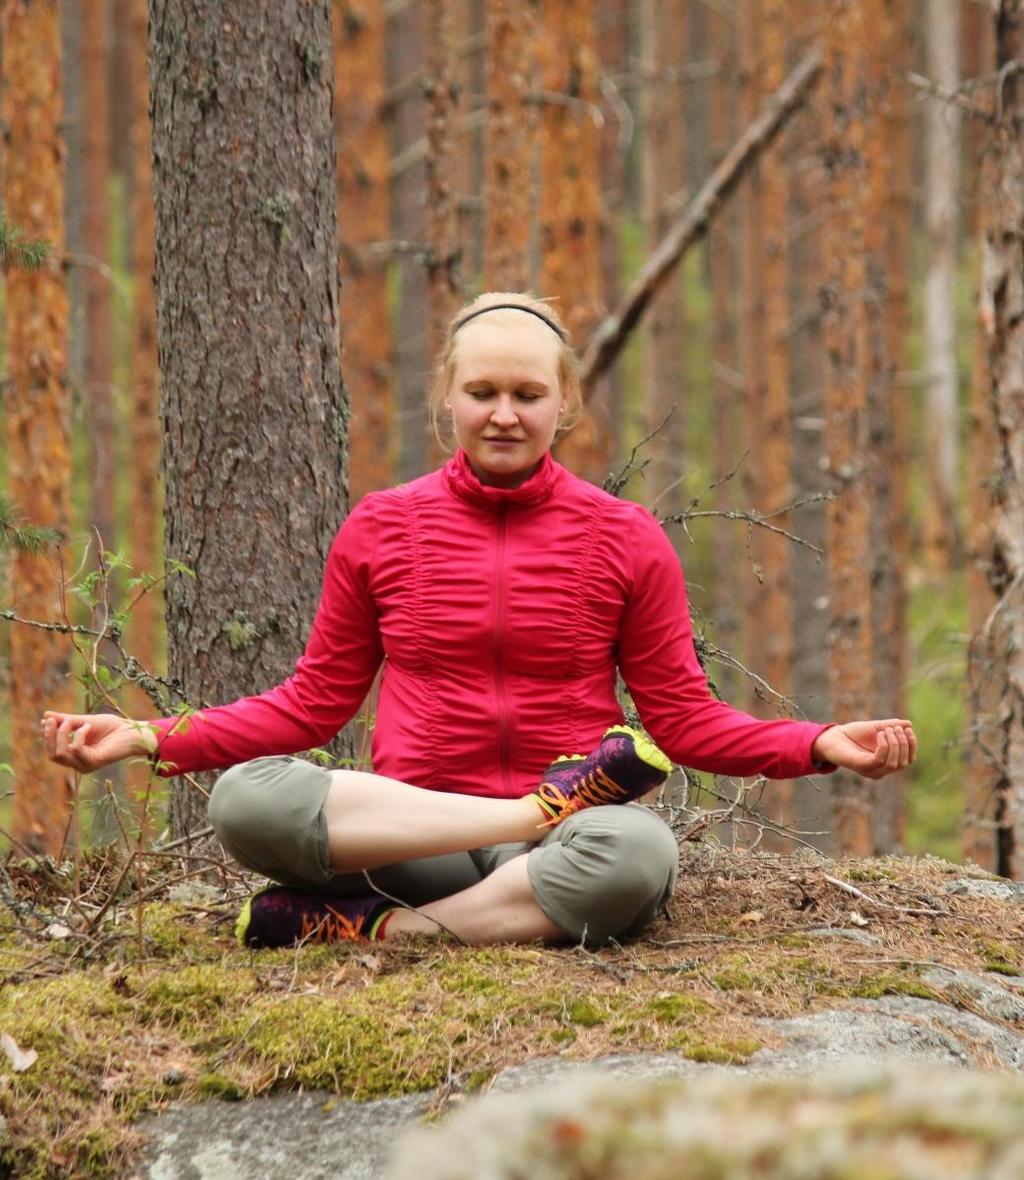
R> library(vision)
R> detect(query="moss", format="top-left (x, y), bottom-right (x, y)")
top-left (975, 939), bottom-right (1022, 977)
top-left (142, 963), bottom-right (258, 1022)
top-left (646, 994), bottom-right (713, 1023)
top-left (565, 999), bottom-right (606, 1027)
top-left (196, 1072), bottom-right (245, 1100)
top-left (846, 866), bottom-right (898, 882)
top-left (846, 972), bottom-right (938, 1001)
top-left (680, 1037), bottom-right (762, 1065)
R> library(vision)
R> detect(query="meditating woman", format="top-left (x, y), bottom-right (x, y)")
top-left (42, 291), bottom-right (916, 949)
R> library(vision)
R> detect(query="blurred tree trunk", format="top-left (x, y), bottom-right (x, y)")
top-left (336, 0), bottom-right (394, 500)
top-left (2, 0), bottom-right (76, 857)
top-left (127, 0), bottom-right (161, 753)
top-left (82, 0), bottom-right (127, 842)
top-left (640, 0), bottom-right (686, 513)
top-left (82, 0), bottom-right (116, 558)
top-left (389, 0), bottom-right (429, 480)
top-left (483, 0), bottom-right (535, 290)
top-left (788, 2), bottom-right (832, 853)
top-left (963, 13), bottom-right (998, 873)
top-left (596, 0), bottom-right (628, 472)
top-left (425, 0), bottom-right (461, 378)
top-left (150, 0), bottom-right (349, 838)
top-left (871, 0), bottom-right (911, 855)
top-left (921, 0), bottom-right (962, 572)
top-left (975, 0), bottom-right (1024, 879)
top-left (744, 0), bottom-right (795, 844)
top-left (707, 0), bottom-right (741, 705)
top-left (538, 0), bottom-right (609, 483)
top-left (822, 0), bottom-right (877, 857)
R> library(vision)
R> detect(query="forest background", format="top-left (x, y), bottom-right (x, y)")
top-left (1, 0), bottom-right (1019, 875)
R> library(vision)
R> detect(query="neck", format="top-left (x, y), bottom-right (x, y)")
top-left (468, 458), bottom-right (543, 489)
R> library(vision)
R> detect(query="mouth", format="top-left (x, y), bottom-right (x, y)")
top-left (483, 437), bottom-right (524, 445)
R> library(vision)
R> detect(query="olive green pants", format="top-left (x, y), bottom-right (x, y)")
top-left (209, 755), bottom-right (679, 945)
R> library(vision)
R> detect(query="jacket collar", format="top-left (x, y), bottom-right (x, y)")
top-left (443, 447), bottom-right (561, 509)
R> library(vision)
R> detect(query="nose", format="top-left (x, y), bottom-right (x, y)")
top-left (491, 394), bottom-right (519, 428)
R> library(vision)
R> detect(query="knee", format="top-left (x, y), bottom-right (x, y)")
top-left (587, 809), bottom-right (679, 912)
top-left (208, 761), bottom-right (258, 848)
top-left (208, 757), bottom-right (293, 849)
top-left (532, 807), bottom-right (679, 945)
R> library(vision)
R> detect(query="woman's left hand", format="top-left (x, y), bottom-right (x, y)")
top-left (812, 719), bottom-right (917, 780)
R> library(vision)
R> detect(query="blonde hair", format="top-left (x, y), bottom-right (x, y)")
top-left (428, 291), bottom-right (583, 449)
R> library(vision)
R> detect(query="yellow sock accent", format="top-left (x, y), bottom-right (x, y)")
top-left (604, 725), bottom-right (672, 775)
top-left (234, 897), bottom-right (254, 945)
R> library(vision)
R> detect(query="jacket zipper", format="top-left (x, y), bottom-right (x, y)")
top-left (494, 504), bottom-right (512, 796)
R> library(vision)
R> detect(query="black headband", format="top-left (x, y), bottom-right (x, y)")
top-left (452, 303), bottom-right (567, 342)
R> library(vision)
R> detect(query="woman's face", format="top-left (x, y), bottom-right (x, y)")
top-left (447, 314), bottom-right (566, 488)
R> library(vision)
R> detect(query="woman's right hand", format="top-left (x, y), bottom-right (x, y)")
top-left (41, 711), bottom-right (157, 774)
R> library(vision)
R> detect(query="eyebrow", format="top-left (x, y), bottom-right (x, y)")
top-left (462, 379), bottom-right (550, 392)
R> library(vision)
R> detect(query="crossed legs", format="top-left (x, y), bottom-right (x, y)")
top-left (210, 756), bottom-right (679, 947)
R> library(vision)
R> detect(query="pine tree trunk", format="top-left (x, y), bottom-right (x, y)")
top-left (127, 0), bottom-right (162, 759)
top-left (425, 0), bottom-right (460, 363)
top-left (746, 0), bottom-right (795, 844)
top-left (538, 0), bottom-right (609, 483)
top-left (871, 0), bottom-right (911, 854)
top-left (707, 0), bottom-right (741, 706)
top-left (336, 0), bottom-right (394, 500)
top-left (788, 2), bottom-right (833, 853)
top-left (963, 11), bottom-right (999, 873)
top-left (977, 0), bottom-right (1024, 879)
top-left (640, 0), bottom-right (686, 515)
top-left (390, 0), bottom-right (429, 481)
top-left (921, 0), bottom-right (962, 572)
top-left (596, 0), bottom-right (629, 472)
top-left (149, 0), bottom-right (349, 838)
top-left (82, 0), bottom-right (116, 558)
top-left (822, 0), bottom-right (876, 857)
top-left (2, 0), bottom-right (76, 857)
top-left (483, 0), bottom-right (536, 290)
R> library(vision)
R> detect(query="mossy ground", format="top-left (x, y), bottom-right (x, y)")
top-left (0, 844), bottom-right (1019, 1178)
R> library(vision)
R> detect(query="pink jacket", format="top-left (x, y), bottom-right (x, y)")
top-left (151, 449), bottom-right (835, 794)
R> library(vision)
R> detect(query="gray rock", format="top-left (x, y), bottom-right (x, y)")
top-left (944, 877), bottom-right (1024, 903)
top-left (921, 965), bottom-right (1024, 1023)
top-left (136, 1091), bottom-right (431, 1180)
top-left (876, 995), bottom-right (1024, 1070)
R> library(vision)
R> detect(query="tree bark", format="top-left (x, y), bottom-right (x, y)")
top-left (537, 0), bottom-right (610, 483)
top-left (82, 0), bottom-right (117, 558)
top-left (125, 0), bottom-right (162, 826)
top-left (640, 0), bottom-right (687, 515)
top-left (921, 0), bottom-right (963, 571)
top-left (707, 0), bottom-right (741, 706)
top-left (963, 9), bottom-right (999, 873)
top-left (483, 0), bottom-right (536, 290)
top-left (870, 0), bottom-right (910, 854)
top-left (336, 0), bottom-right (394, 500)
top-left (2, 0), bottom-right (76, 856)
top-left (977, 0), bottom-right (1024, 879)
top-left (822, 0), bottom-right (876, 857)
top-left (149, 0), bottom-right (349, 838)
top-left (742, 0), bottom-right (796, 845)
top-left (389, 0), bottom-right (429, 481)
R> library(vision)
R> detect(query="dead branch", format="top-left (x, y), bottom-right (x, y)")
top-left (579, 45), bottom-right (822, 396)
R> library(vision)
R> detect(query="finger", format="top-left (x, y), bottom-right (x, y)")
top-left (882, 722), bottom-right (901, 769)
top-left (893, 725), bottom-right (910, 768)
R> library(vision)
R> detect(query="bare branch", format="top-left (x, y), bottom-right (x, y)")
top-left (579, 46), bottom-right (823, 395)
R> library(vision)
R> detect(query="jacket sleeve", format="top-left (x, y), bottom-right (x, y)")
top-left (148, 499), bottom-right (384, 776)
top-left (617, 507), bottom-right (835, 779)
